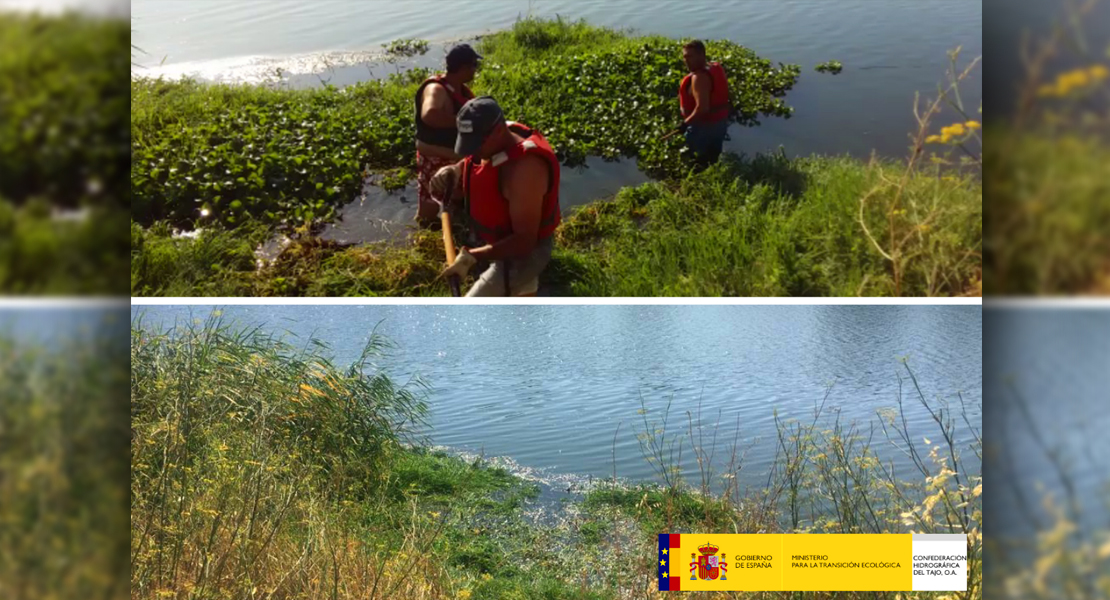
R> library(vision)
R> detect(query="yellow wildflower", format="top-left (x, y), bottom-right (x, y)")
top-left (1061, 68), bottom-right (1089, 92)
top-left (925, 135), bottom-right (942, 143)
top-left (965, 120), bottom-right (981, 130)
top-left (941, 123), bottom-right (966, 138)
top-left (457, 589), bottom-right (472, 600)
top-left (1090, 63), bottom-right (1109, 81)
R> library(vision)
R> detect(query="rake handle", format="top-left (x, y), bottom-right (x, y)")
top-left (440, 209), bottom-right (461, 297)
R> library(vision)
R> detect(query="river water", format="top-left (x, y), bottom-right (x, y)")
top-left (132, 305), bottom-right (983, 495)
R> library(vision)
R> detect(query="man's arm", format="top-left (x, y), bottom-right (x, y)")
top-left (683, 72), bottom-right (712, 125)
top-left (420, 84), bottom-right (457, 128)
top-left (467, 156), bottom-right (547, 262)
top-left (417, 85), bottom-right (464, 160)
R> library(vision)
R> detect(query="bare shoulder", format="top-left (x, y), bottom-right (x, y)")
top-left (503, 154), bottom-right (550, 198)
top-left (423, 82), bottom-right (448, 103)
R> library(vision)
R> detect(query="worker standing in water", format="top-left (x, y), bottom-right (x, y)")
top-left (429, 97), bottom-right (561, 297)
top-left (413, 44), bottom-right (481, 225)
top-left (677, 39), bottom-right (732, 167)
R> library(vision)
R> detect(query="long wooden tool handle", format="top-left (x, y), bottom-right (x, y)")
top-left (440, 210), bottom-right (461, 297)
top-left (660, 128), bottom-right (682, 141)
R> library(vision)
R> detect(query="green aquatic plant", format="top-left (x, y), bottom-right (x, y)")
top-left (130, 18), bottom-right (799, 230)
top-left (815, 60), bottom-right (844, 74)
top-left (382, 37), bottom-right (430, 58)
top-left (130, 75), bottom-right (420, 229)
top-left (378, 165), bottom-right (414, 191)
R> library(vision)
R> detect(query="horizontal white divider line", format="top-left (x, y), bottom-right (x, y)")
top-left (129, 297), bottom-right (985, 306)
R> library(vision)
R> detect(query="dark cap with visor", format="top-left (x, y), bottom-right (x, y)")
top-left (454, 96), bottom-right (505, 157)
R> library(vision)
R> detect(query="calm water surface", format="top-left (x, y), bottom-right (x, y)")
top-left (133, 305), bottom-right (982, 492)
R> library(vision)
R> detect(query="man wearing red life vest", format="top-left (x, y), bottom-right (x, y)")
top-left (428, 97), bottom-right (561, 297)
top-left (678, 40), bottom-right (732, 167)
top-left (413, 44), bottom-right (480, 225)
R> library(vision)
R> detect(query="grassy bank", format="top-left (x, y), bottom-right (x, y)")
top-left (0, 12), bottom-right (129, 293)
top-left (130, 17), bottom-right (982, 297)
top-left (0, 313), bottom-right (129, 599)
top-left (131, 317), bottom-right (983, 599)
top-left (132, 152), bottom-right (982, 297)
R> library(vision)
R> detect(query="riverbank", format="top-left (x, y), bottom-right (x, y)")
top-left (130, 317), bottom-right (983, 599)
top-left (130, 17), bottom-right (982, 297)
top-left (0, 12), bottom-right (128, 293)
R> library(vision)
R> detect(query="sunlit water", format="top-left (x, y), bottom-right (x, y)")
top-left (131, 0), bottom-right (982, 241)
top-left (132, 305), bottom-right (983, 496)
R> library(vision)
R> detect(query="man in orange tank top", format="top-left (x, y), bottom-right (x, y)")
top-left (678, 40), bottom-right (731, 167)
top-left (427, 97), bottom-right (559, 297)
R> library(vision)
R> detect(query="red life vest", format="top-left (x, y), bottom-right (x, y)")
top-left (679, 62), bottom-right (731, 124)
top-left (462, 122), bottom-right (561, 245)
top-left (414, 75), bottom-right (475, 148)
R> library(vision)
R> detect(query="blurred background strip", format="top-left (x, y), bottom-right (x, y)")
top-left (0, 0), bottom-right (128, 295)
top-left (985, 0), bottom-right (1110, 295)
top-left (0, 304), bottom-right (129, 599)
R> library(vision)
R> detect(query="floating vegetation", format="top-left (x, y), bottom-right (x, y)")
top-left (815, 60), bottom-right (844, 74)
top-left (131, 18), bottom-right (799, 230)
top-left (382, 37), bottom-right (431, 58)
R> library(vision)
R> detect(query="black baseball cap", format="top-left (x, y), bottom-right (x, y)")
top-left (455, 96), bottom-right (505, 157)
top-left (446, 43), bottom-right (483, 71)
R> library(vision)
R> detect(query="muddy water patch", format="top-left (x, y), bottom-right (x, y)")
top-left (317, 155), bottom-right (651, 246)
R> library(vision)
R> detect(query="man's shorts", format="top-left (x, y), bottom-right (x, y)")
top-left (466, 236), bottom-right (554, 297)
top-left (684, 119), bottom-right (730, 163)
top-left (416, 151), bottom-right (456, 220)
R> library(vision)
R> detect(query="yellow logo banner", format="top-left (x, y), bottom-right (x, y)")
top-left (657, 533), bottom-right (966, 592)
